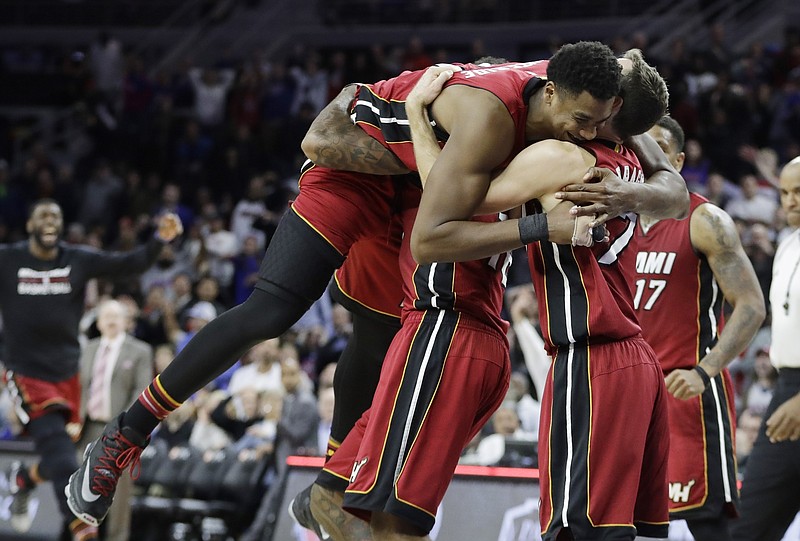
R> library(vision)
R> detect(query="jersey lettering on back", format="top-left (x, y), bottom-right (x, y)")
top-left (529, 141), bottom-right (643, 352)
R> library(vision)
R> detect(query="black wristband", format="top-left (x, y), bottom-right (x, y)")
top-left (693, 365), bottom-right (712, 389)
top-left (518, 213), bottom-right (549, 245)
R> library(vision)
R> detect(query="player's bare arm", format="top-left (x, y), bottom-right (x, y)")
top-left (410, 86), bottom-right (519, 263)
top-left (556, 132), bottom-right (689, 222)
top-left (301, 84), bottom-right (410, 175)
top-left (478, 141), bottom-right (595, 214)
top-left (405, 65), bottom-right (460, 185)
top-left (405, 76), bottom-right (593, 263)
top-left (408, 140), bottom-right (595, 263)
top-left (665, 204), bottom-right (765, 400)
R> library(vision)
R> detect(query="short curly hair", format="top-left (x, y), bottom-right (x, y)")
top-left (547, 41), bottom-right (621, 100)
top-left (611, 49), bottom-right (670, 139)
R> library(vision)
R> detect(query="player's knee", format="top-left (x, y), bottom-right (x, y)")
top-left (236, 287), bottom-right (310, 340)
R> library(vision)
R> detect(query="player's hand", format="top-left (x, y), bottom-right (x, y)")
top-left (555, 167), bottom-right (633, 223)
top-left (545, 201), bottom-right (595, 246)
top-left (665, 368), bottom-right (707, 400)
top-left (766, 393), bottom-right (800, 443)
top-left (406, 64), bottom-right (461, 109)
top-left (156, 212), bottom-right (184, 242)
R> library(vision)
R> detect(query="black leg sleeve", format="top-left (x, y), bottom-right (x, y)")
top-left (329, 312), bottom-right (400, 444)
top-left (27, 412), bottom-right (79, 518)
top-left (155, 208), bottom-right (346, 402)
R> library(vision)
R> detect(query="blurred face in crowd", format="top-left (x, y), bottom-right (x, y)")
top-left (27, 201), bottom-right (63, 252)
top-left (196, 277), bottom-right (219, 301)
top-left (237, 387), bottom-right (260, 419)
top-left (736, 408), bottom-right (762, 459)
top-left (116, 296), bottom-right (140, 332)
top-left (250, 338), bottom-right (280, 367)
top-left (740, 175), bottom-right (760, 199)
top-left (779, 158), bottom-right (800, 228)
top-left (319, 362), bottom-right (336, 390)
top-left (754, 350), bottom-right (776, 382)
top-left (280, 343), bottom-right (299, 363)
top-left (318, 387), bottom-right (335, 423)
top-left (332, 305), bottom-right (351, 334)
top-left (492, 405), bottom-right (520, 436)
top-left (97, 300), bottom-right (128, 339)
top-left (154, 344), bottom-right (175, 373)
top-left (173, 274), bottom-right (192, 297)
top-left (281, 358), bottom-right (303, 393)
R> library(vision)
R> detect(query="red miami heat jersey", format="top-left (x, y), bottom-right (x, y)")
top-left (399, 207), bottom-right (511, 337)
top-left (352, 61), bottom-right (549, 171)
top-left (528, 140), bottom-right (643, 353)
top-left (635, 194), bottom-right (725, 372)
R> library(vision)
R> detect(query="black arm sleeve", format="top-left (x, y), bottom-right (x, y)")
top-left (86, 236), bottom-right (165, 279)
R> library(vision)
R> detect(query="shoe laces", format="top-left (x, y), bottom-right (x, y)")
top-left (92, 430), bottom-right (143, 497)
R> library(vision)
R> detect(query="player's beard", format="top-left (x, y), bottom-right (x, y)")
top-left (32, 228), bottom-right (61, 250)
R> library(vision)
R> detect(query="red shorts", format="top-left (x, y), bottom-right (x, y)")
top-left (293, 165), bottom-right (420, 317)
top-left (539, 337), bottom-right (669, 540)
top-left (292, 165), bottom-right (397, 257)
top-left (665, 368), bottom-right (738, 519)
top-left (320, 310), bottom-right (510, 533)
top-left (4, 371), bottom-right (81, 428)
top-left (332, 224), bottom-right (403, 321)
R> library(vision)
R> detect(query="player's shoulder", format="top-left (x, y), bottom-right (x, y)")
top-left (526, 140), bottom-right (592, 166)
top-left (690, 196), bottom-right (734, 226)
top-left (689, 196), bottom-right (740, 252)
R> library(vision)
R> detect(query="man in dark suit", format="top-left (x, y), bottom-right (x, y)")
top-left (79, 299), bottom-right (154, 541)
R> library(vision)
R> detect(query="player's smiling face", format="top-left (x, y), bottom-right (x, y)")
top-left (27, 202), bottom-right (64, 249)
top-left (548, 85), bottom-right (619, 144)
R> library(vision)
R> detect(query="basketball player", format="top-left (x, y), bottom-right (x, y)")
top-left (635, 116), bottom-right (765, 540)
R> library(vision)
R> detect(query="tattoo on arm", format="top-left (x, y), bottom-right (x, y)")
top-left (314, 113), bottom-right (408, 174)
top-left (304, 86), bottom-right (409, 175)
top-left (698, 208), bottom-right (765, 375)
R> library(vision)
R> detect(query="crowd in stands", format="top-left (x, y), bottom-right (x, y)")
top-left (1, 18), bottom-right (800, 539)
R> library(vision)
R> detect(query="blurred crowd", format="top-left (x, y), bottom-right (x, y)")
top-left (1, 17), bottom-right (800, 536)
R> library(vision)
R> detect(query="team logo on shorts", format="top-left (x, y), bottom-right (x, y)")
top-left (669, 479), bottom-right (696, 503)
top-left (350, 457), bottom-right (368, 483)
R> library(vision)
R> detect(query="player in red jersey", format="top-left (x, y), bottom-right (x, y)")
top-left (316, 186), bottom-right (516, 538)
top-left (634, 116), bottom-right (765, 540)
top-left (406, 50), bottom-right (684, 541)
top-left (67, 42), bottom-right (628, 529)
top-left (307, 50), bottom-right (687, 541)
